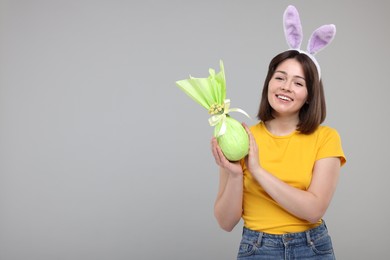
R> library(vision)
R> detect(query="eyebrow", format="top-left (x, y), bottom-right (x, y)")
top-left (275, 70), bottom-right (306, 81)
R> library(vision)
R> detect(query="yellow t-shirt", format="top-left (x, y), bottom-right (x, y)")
top-left (241, 121), bottom-right (346, 234)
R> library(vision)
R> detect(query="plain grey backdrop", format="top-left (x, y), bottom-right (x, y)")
top-left (0, 0), bottom-right (389, 259)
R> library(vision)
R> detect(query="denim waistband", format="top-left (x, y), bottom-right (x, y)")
top-left (242, 221), bottom-right (329, 247)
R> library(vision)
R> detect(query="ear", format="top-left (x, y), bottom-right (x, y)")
top-left (283, 5), bottom-right (303, 49)
top-left (307, 24), bottom-right (336, 55)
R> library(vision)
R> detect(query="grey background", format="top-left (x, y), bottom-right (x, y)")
top-left (0, 0), bottom-right (388, 259)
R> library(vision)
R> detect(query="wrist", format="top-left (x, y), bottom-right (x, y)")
top-left (229, 170), bottom-right (243, 179)
top-left (249, 165), bottom-right (262, 178)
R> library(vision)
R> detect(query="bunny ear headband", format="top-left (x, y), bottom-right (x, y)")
top-left (283, 5), bottom-right (336, 79)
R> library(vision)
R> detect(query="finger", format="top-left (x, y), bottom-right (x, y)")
top-left (215, 142), bottom-right (226, 163)
top-left (213, 138), bottom-right (228, 167)
top-left (242, 123), bottom-right (255, 146)
top-left (244, 128), bottom-right (258, 155)
top-left (243, 124), bottom-right (254, 146)
top-left (215, 142), bottom-right (232, 167)
top-left (250, 134), bottom-right (258, 153)
top-left (210, 137), bottom-right (217, 150)
top-left (211, 138), bottom-right (222, 165)
top-left (242, 123), bottom-right (251, 135)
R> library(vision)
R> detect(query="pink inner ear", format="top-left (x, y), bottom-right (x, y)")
top-left (307, 24), bottom-right (336, 54)
top-left (283, 5), bottom-right (303, 49)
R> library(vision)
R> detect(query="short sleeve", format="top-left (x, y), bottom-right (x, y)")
top-left (316, 127), bottom-right (346, 166)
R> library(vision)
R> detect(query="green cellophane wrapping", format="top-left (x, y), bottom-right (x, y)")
top-left (176, 60), bottom-right (249, 161)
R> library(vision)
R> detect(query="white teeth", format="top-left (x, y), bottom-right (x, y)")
top-left (277, 95), bottom-right (292, 101)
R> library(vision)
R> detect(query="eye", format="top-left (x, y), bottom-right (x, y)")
top-left (295, 81), bottom-right (305, 87)
top-left (275, 76), bottom-right (284, 81)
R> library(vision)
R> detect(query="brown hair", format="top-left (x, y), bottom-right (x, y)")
top-left (257, 50), bottom-right (326, 134)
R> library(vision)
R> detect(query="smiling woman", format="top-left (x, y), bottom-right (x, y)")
top-left (259, 50), bottom-right (325, 135)
top-left (210, 5), bottom-right (346, 260)
top-left (212, 49), bottom-right (346, 260)
top-left (268, 59), bottom-right (308, 121)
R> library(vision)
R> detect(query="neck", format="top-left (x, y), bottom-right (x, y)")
top-left (265, 116), bottom-right (299, 136)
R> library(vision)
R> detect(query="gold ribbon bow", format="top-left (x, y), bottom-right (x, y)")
top-left (208, 99), bottom-right (251, 137)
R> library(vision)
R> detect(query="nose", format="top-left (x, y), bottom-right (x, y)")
top-left (281, 81), bottom-right (292, 91)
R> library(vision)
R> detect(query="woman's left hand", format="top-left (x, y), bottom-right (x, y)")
top-left (243, 123), bottom-right (261, 174)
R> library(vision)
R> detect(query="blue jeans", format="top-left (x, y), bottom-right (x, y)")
top-left (237, 221), bottom-right (336, 259)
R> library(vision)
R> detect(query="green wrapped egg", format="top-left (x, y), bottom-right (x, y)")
top-left (214, 116), bottom-right (249, 161)
top-left (176, 60), bottom-right (251, 161)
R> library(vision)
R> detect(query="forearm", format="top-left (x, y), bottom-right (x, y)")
top-left (252, 167), bottom-right (328, 223)
top-left (214, 174), bottom-right (243, 231)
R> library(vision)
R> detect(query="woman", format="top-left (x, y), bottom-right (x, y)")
top-left (211, 50), bottom-right (346, 259)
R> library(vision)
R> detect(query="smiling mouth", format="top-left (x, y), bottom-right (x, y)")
top-left (276, 94), bottom-right (293, 101)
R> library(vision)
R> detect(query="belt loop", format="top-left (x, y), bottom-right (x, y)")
top-left (256, 231), bottom-right (263, 247)
top-left (322, 220), bottom-right (328, 229)
top-left (305, 229), bottom-right (313, 246)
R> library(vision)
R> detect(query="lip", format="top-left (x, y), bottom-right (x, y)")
top-left (275, 94), bottom-right (294, 101)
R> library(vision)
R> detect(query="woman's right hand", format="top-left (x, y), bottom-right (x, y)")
top-left (211, 137), bottom-right (243, 177)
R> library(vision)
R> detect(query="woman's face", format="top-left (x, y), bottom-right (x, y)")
top-left (267, 58), bottom-right (308, 118)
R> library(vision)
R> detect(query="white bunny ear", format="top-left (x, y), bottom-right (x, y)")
top-left (283, 5), bottom-right (303, 49)
top-left (307, 24), bottom-right (336, 55)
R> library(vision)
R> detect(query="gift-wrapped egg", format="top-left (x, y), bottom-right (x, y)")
top-left (214, 116), bottom-right (249, 161)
